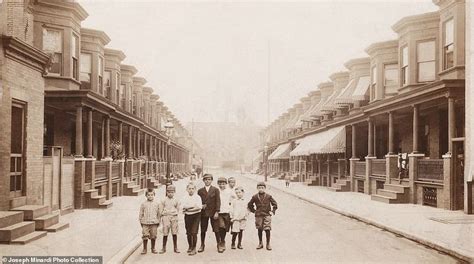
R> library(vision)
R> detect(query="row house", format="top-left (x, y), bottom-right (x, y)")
top-left (262, 0), bottom-right (470, 214)
top-left (0, 0), bottom-right (193, 244)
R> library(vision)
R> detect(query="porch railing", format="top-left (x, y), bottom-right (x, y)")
top-left (371, 159), bottom-right (386, 177)
top-left (355, 161), bottom-right (366, 178)
top-left (95, 161), bottom-right (107, 181)
top-left (111, 162), bottom-right (120, 180)
top-left (417, 159), bottom-right (443, 182)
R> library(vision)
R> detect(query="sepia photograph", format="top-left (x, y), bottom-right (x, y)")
top-left (0, 0), bottom-right (473, 263)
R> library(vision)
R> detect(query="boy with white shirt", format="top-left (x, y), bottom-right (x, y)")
top-left (216, 177), bottom-right (233, 253)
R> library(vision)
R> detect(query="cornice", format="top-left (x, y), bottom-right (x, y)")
top-left (105, 48), bottom-right (126, 62)
top-left (81, 28), bottom-right (111, 46)
top-left (35, 0), bottom-right (88, 22)
top-left (2, 36), bottom-right (49, 73)
top-left (365, 39), bottom-right (398, 55)
top-left (392, 11), bottom-right (440, 33)
top-left (344, 57), bottom-right (370, 70)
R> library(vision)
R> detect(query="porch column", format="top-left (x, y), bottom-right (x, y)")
top-left (448, 97), bottom-right (455, 154)
top-left (101, 118), bottom-right (105, 159)
top-left (75, 106), bottom-right (83, 157)
top-left (144, 133), bottom-right (148, 157)
top-left (351, 125), bottom-right (357, 158)
top-left (86, 109), bottom-right (93, 158)
top-left (368, 118), bottom-right (374, 157)
top-left (104, 116), bottom-right (110, 158)
top-left (413, 104), bottom-right (420, 154)
top-left (118, 122), bottom-right (123, 147)
top-left (128, 126), bottom-right (133, 158)
top-left (388, 111), bottom-right (394, 155)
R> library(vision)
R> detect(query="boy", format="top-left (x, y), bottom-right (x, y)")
top-left (159, 185), bottom-right (180, 254)
top-left (247, 182), bottom-right (277, 251)
top-left (230, 186), bottom-right (248, 249)
top-left (182, 182), bottom-right (202, 256)
top-left (197, 174), bottom-right (221, 253)
top-left (139, 188), bottom-right (161, 254)
top-left (228, 177), bottom-right (237, 199)
top-left (216, 177), bottom-right (233, 253)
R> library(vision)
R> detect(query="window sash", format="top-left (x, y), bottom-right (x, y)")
top-left (418, 61), bottom-right (436, 82)
top-left (384, 65), bottom-right (398, 87)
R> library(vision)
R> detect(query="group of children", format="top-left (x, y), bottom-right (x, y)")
top-left (138, 174), bottom-right (278, 256)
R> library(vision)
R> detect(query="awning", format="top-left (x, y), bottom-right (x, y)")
top-left (268, 143), bottom-right (292, 160)
top-left (334, 76), bottom-right (370, 105)
top-left (290, 126), bottom-right (346, 156)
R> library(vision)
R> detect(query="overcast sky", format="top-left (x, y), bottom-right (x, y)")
top-left (77, 0), bottom-right (437, 126)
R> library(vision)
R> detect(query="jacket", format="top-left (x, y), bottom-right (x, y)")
top-left (198, 185), bottom-right (221, 217)
top-left (247, 193), bottom-right (277, 217)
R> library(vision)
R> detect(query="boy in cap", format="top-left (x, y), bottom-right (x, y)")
top-left (216, 177), bottom-right (234, 253)
top-left (197, 174), bottom-right (221, 253)
top-left (247, 182), bottom-right (277, 251)
top-left (139, 188), bottom-right (161, 254)
top-left (159, 184), bottom-right (180, 254)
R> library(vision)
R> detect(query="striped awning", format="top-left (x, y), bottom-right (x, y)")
top-left (290, 126), bottom-right (346, 156)
top-left (268, 143), bottom-right (292, 160)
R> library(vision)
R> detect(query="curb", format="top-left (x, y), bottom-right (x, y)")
top-left (243, 174), bottom-right (473, 263)
top-left (107, 236), bottom-right (142, 264)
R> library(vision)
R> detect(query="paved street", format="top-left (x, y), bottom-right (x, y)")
top-left (127, 170), bottom-right (458, 263)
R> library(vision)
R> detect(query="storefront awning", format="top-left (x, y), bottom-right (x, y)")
top-left (268, 143), bottom-right (292, 160)
top-left (290, 126), bottom-right (346, 156)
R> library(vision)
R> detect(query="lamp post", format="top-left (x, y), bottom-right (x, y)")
top-left (264, 144), bottom-right (269, 182)
top-left (165, 119), bottom-right (174, 185)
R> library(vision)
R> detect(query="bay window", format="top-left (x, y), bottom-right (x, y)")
top-left (71, 34), bottom-right (79, 80)
top-left (80, 53), bottom-right (92, 89)
top-left (98, 57), bottom-right (105, 97)
top-left (370, 66), bottom-right (376, 100)
top-left (401, 46), bottom-right (408, 86)
top-left (383, 64), bottom-right (398, 94)
top-left (417, 40), bottom-right (436, 82)
top-left (43, 28), bottom-right (62, 75)
top-left (443, 19), bottom-right (454, 70)
top-left (104, 71), bottom-right (111, 99)
top-left (115, 73), bottom-right (121, 105)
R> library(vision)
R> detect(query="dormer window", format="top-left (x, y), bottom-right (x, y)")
top-left (80, 53), bottom-right (92, 89)
top-left (43, 28), bottom-right (62, 75)
top-left (104, 71), bottom-right (111, 98)
top-left (443, 19), bottom-right (454, 70)
top-left (417, 40), bottom-right (435, 82)
top-left (401, 46), bottom-right (409, 86)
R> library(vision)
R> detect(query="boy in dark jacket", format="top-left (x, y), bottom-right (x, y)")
top-left (197, 174), bottom-right (221, 253)
top-left (247, 182), bottom-right (277, 251)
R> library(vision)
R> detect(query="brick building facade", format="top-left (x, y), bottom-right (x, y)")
top-left (0, 0), bottom-right (195, 244)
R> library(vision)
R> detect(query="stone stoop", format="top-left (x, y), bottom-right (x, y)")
top-left (122, 181), bottom-right (146, 196)
top-left (290, 174), bottom-right (299, 182)
top-left (303, 177), bottom-right (318, 186)
top-left (329, 179), bottom-right (351, 192)
top-left (10, 205), bottom-right (69, 233)
top-left (146, 178), bottom-right (160, 189)
top-left (371, 184), bottom-right (410, 204)
top-left (0, 211), bottom-right (46, 245)
top-left (277, 173), bottom-right (286, 180)
top-left (84, 190), bottom-right (113, 209)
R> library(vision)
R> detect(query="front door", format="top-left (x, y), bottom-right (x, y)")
top-left (10, 102), bottom-right (26, 198)
top-left (453, 141), bottom-right (464, 210)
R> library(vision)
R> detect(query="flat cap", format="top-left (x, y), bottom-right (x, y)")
top-left (202, 174), bottom-right (213, 180)
top-left (257, 182), bottom-right (266, 188)
top-left (217, 177), bottom-right (227, 183)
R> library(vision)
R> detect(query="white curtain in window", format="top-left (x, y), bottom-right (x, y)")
top-left (43, 29), bottom-right (62, 52)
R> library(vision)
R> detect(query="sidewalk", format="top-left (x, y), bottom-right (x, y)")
top-left (243, 173), bottom-right (474, 263)
top-left (0, 182), bottom-right (176, 263)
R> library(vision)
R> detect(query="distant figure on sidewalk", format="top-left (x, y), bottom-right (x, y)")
top-left (248, 182), bottom-right (278, 251)
top-left (181, 182), bottom-right (202, 256)
top-left (159, 185), bottom-right (180, 254)
top-left (139, 189), bottom-right (161, 254)
top-left (230, 186), bottom-right (249, 249)
top-left (197, 174), bottom-right (221, 253)
top-left (285, 174), bottom-right (290, 187)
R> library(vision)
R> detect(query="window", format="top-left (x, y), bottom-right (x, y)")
top-left (443, 19), bottom-right (454, 69)
top-left (120, 84), bottom-right (126, 108)
top-left (128, 86), bottom-right (133, 112)
top-left (71, 34), bottom-right (79, 80)
top-left (10, 102), bottom-right (25, 196)
top-left (43, 28), bottom-right (62, 75)
top-left (417, 41), bottom-right (436, 82)
top-left (116, 73), bottom-right (121, 105)
top-left (132, 94), bottom-right (137, 115)
top-left (80, 53), bottom-right (92, 89)
top-left (104, 71), bottom-right (111, 98)
top-left (384, 64), bottom-right (398, 94)
top-left (401, 46), bottom-right (409, 86)
top-left (370, 66), bottom-right (377, 100)
top-left (98, 57), bottom-right (105, 97)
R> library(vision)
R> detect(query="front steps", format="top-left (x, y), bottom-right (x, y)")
top-left (123, 181), bottom-right (146, 196)
top-left (0, 211), bottom-right (46, 244)
top-left (84, 190), bottom-right (113, 209)
top-left (371, 184), bottom-right (409, 204)
top-left (146, 177), bottom-right (160, 189)
top-left (10, 205), bottom-right (69, 232)
top-left (303, 177), bottom-right (318, 186)
top-left (329, 179), bottom-right (351, 192)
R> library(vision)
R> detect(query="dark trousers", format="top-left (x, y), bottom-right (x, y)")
top-left (185, 212), bottom-right (201, 235)
top-left (200, 214), bottom-right (219, 244)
